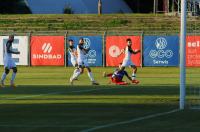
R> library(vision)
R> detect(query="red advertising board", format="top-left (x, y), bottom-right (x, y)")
top-left (186, 36), bottom-right (200, 67)
top-left (31, 36), bottom-right (64, 66)
top-left (106, 36), bottom-right (141, 66)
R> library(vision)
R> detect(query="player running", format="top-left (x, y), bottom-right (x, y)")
top-left (70, 38), bottom-right (99, 85)
top-left (0, 35), bottom-right (20, 88)
top-left (118, 38), bottom-right (140, 84)
top-left (103, 63), bottom-right (135, 85)
top-left (68, 39), bottom-right (79, 81)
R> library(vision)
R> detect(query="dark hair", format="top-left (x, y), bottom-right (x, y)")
top-left (79, 38), bottom-right (84, 41)
top-left (126, 38), bottom-right (131, 42)
top-left (68, 39), bottom-right (74, 42)
top-left (119, 63), bottom-right (122, 65)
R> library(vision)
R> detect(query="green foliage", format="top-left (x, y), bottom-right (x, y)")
top-left (103, 19), bottom-right (129, 27)
top-left (63, 21), bottom-right (88, 30)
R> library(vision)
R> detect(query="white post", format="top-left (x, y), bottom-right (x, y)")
top-left (180, 0), bottom-right (187, 110)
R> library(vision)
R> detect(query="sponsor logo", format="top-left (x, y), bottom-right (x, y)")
top-left (33, 43), bottom-right (62, 59)
top-left (188, 41), bottom-right (200, 48)
top-left (42, 43), bottom-right (52, 53)
top-left (83, 38), bottom-right (91, 49)
top-left (149, 37), bottom-right (173, 59)
top-left (88, 50), bottom-right (96, 58)
top-left (109, 45), bottom-right (120, 58)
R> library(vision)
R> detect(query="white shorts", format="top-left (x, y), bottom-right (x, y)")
top-left (71, 59), bottom-right (77, 67)
top-left (122, 59), bottom-right (135, 67)
top-left (4, 58), bottom-right (16, 69)
top-left (77, 59), bottom-right (89, 67)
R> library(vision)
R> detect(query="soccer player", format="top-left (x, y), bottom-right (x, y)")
top-left (70, 38), bottom-right (99, 85)
top-left (118, 38), bottom-right (140, 84)
top-left (0, 35), bottom-right (20, 88)
top-left (103, 63), bottom-right (134, 85)
top-left (68, 39), bottom-right (79, 81)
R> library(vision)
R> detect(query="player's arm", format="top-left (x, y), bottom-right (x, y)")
top-left (78, 44), bottom-right (89, 54)
top-left (129, 47), bottom-right (140, 54)
top-left (124, 71), bottom-right (132, 81)
top-left (117, 49), bottom-right (125, 57)
top-left (6, 42), bottom-right (20, 54)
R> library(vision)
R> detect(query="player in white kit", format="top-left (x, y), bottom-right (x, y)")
top-left (118, 38), bottom-right (140, 84)
top-left (68, 39), bottom-right (79, 81)
top-left (70, 38), bottom-right (99, 85)
top-left (0, 35), bottom-right (20, 88)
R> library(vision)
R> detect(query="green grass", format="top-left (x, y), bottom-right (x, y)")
top-left (0, 67), bottom-right (200, 132)
top-left (0, 14), bottom-right (200, 33)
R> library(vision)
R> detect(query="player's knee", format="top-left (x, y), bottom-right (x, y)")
top-left (5, 68), bottom-right (10, 74)
top-left (87, 67), bottom-right (91, 72)
top-left (79, 68), bottom-right (84, 74)
top-left (13, 67), bottom-right (17, 73)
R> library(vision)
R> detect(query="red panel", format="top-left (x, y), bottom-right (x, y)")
top-left (31, 36), bottom-right (64, 66)
top-left (106, 36), bottom-right (141, 66)
top-left (186, 36), bottom-right (200, 67)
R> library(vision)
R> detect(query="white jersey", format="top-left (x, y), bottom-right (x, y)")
top-left (124, 46), bottom-right (132, 60)
top-left (3, 41), bottom-right (16, 69)
top-left (77, 44), bottom-right (87, 61)
top-left (68, 47), bottom-right (77, 61)
top-left (4, 42), bottom-right (12, 59)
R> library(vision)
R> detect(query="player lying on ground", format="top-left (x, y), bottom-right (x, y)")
top-left (103, 63), bottom-right (139, 85)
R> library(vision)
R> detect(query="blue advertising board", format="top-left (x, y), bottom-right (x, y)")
top-left (67, 36), bottom-right (103, 66)
top-left (143, 36), bottom-right (179, 66)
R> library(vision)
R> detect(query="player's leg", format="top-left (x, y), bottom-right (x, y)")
top-left (71, 61), bottom-right (80, 80)
top-left (103, 72), bottom-right (113, 77)
top-left (1, 67), bottom-right (10, 87)
top-left (85, 67), bottom-right (99, 85)
top-left (116, 81), bottom-right (129, 85)
top-left (121, 59), bottom-right (128, 71)
top-left (10, 67), bottom-right (17, 87)
top-left (84, 60), bottom-right (99, 85)
top-left (130, 65), bottom-right (139, 84)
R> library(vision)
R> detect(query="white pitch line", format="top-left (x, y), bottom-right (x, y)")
top-left (0, 87), bottom-right (118, 104)
top-left (81, 109), bottom-right (180, 132)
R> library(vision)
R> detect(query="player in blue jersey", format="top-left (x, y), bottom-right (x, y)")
top-left (103, 63), bottom-right (138, 85)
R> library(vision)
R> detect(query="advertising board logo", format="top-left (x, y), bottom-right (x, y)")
top-left (33, 42), bottom-right (61, 59)
top-left (88, 50), bottom-right (96, 58)
top-left (109, 45), bottom-right (120, 58)
top-left (83, 38), bottom-right (91, 49)
top-left (42, 43), bottom-right (52, 53)
top-left (149, 37), bottom-right (173, 59)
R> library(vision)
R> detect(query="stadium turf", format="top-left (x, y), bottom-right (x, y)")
top-left (0, 67), bottom-right (199, 132)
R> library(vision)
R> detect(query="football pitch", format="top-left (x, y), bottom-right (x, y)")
top-left (0, 67), bottom-right (200, 132)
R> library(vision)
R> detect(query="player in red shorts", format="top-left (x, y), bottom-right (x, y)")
top-left (103, 63), bottom-right (139, 85)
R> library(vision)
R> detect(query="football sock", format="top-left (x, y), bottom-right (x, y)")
top-left (132, 73), bottom-right (136, 80)
top-left (11, 73), bottom-right (16, 84)
top-left (88, 72), bottom-right (95, 82)
top-left (1, 72), bottom-right (7, 83)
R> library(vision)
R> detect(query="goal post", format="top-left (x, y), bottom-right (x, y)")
top-left (180, 0), bottom-right (187, 110)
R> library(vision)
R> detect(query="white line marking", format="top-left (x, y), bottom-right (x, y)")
top-left (81, 109), bottom-right (180, 132)
top-left (0, 87), bottom-right (117, 103)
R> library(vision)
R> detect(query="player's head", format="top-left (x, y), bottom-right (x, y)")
top-left (126, 38), bottom-right (132, 46)
top-left (79, 38), bottom-right (84, 45)
top-left (68, 39), bottom-right (74, 46)
top-left (9, 34), bottom-right (14, 42)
